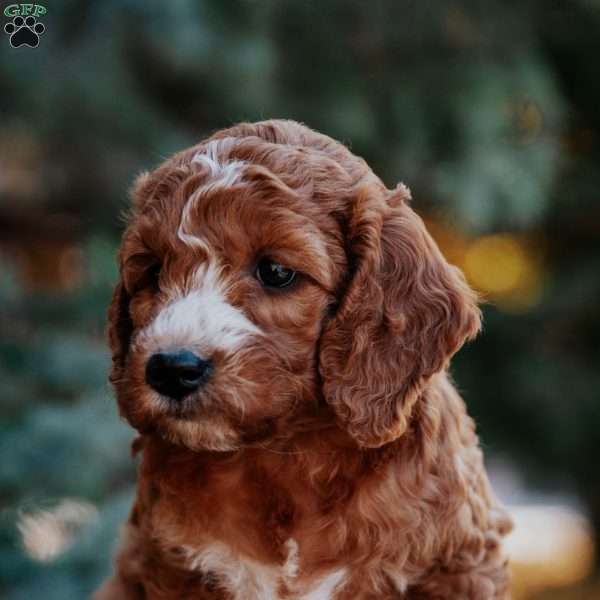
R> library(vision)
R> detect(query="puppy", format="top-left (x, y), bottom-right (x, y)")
top-left (94, 120), bottom-right (512, 599)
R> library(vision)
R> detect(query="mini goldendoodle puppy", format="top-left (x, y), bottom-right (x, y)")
top-left (94, 120), bottom-right (512, 599)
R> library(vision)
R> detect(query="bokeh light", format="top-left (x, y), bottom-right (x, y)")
top-left (463, 234), bottom-right (543, 311)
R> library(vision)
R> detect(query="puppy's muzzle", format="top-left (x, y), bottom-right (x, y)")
top-left (145, 350), bottom-right (212, 400)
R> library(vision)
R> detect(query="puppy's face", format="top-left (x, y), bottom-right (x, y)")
top-left (110, 138), bottom-right (346, 451)
top-left (109, 122), bottom-right (481, 452)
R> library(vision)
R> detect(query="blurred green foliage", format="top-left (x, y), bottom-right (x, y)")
top-left (1, 0), bottom-right (599, 597)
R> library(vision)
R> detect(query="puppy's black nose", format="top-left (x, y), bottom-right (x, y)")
top-left (145, 350), bottom-right (212, 400)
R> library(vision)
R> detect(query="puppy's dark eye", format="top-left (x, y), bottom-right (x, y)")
top-left (255, 259), bottom-right (296, 289)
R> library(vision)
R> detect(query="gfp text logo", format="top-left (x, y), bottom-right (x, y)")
top-left (4, 4), bottom-right (47, 48)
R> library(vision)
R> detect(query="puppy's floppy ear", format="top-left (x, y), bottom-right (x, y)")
top-left (106, 173), bottom-right (150, 386)
top-left (319, 184), bottom-right (481, 448)
top-left (107, 280), bottom-right (133, 386)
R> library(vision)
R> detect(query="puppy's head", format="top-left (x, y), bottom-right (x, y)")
top-left (108, 120), bottom-right (480, 451)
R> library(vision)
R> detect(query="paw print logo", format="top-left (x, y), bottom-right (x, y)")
top-left (4, 15), bottom-right (45, 48)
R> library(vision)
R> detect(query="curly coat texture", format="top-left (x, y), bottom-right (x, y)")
top-left (95, 120), bottom-right (512, 599)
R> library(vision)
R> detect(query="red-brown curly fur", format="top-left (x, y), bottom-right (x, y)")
top-left (94, 120), bottom-right (512, 599)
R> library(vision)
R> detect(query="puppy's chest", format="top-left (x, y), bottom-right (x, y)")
top-left (142, 462), bottom-right (350, 598)
top-left (152, 494), bottom-right (348, 600)
top-left (175, 539), bottom-right (348, 600)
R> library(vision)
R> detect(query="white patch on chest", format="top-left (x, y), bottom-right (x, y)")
top-left (384, 569), bottom-right (409, 594)
top-left (282, 538), bottom-right (300, 579)
top-left (184, 541), bottom-right (277, 598)
top-left (298, 567), bottom-right (347, 600)
top-left (182, 539), bottom-right (347, 600)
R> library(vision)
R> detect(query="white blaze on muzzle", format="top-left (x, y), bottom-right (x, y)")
top-left (139, 263), bottom-right (262, 356)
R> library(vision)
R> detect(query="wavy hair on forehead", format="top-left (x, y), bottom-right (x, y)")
top-left (130, 120), bottom-right (372, 220)
top-left (206, 119), bottom-right (371, 179)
